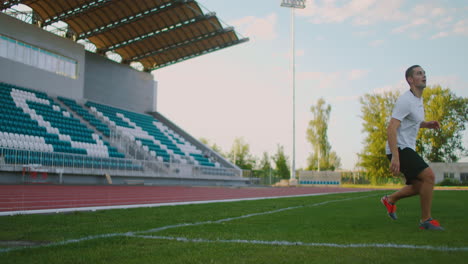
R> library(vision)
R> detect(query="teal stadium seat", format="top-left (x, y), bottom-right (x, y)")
top-left (0, 82), bottom-right (132, 170)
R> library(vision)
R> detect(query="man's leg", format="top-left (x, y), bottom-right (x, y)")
top-left (417, 167), bottom-right (435, 221)
top-left (388, 180), bottom-right (422, 204)
top-left (381, 181), bottom-right (421, 220)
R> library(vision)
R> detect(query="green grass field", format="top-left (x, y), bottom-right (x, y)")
top-left (1, 190), bottom-right (467, 264)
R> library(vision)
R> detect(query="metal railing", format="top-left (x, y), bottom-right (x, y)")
top-left (0, 147), bottom-right (242, 179)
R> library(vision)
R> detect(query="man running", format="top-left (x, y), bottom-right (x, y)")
top-left (382, 65), bottom-right (444, 230)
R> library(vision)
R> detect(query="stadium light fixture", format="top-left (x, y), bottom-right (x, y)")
top-left (280, 0), bottom-right (306, 9)
top-left (280, 0), bottom-right (305, 183)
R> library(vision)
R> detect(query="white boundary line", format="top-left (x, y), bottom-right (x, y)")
top-left (131, 235), bottom-right (468, 252)
top-left (134, 195), bottom-right (372, 234)
top-left (0, 190), bottom-right (368, 216)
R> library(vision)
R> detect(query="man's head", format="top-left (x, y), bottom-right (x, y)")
top-left (405, 65), bottom-right (426, 89)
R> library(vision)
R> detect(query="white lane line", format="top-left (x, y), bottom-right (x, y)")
top-left (132, 235), bottom-right (468, 252)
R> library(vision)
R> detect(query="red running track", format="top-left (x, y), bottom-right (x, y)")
top-left (0, 185), bottom-right (372, 214)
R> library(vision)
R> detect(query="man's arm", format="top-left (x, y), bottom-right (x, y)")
top-left (420, 121), bottom-right (440, 129)
top-left (387, 118), bottom-right (401, 175)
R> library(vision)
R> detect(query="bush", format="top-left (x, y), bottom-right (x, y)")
top-left (438, 178), bottom-right (462, 186)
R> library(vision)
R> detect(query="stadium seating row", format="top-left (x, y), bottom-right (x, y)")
top-left (58, 96), bottom-right (111, 137)
top-left (86, 101), bottom-right (218, 167)
top-left (0, 82), bottom-right (126, 167)
top-left (0, 81), bottom-right (224, 173)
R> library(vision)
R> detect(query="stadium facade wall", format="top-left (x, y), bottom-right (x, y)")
top-left (0, 13), bottom-right (157, 113)
top-left (84, 52), bottom-right (157, 113)
top-left (429, 162), bottom-right (468, 183)
top-left (0, 13), bottom-right (85, 99)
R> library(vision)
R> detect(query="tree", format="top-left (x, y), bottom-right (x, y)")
top-left (358, 86), bottom-right (468, 184)
top-left (417, 86), bottom-right (468, 162)
top-left (306, 98), bottom-right (341, 171)
top-left (272, 144), bottom-right (290, 179)
top-left (358, 91), bottom-right (400, 185)
top-left (199, 137), bottom-right (225, 157)
top-left (227, 137), bottom-right (256, 170)
top-left (255, 151), bottom-right (273, 180)
top-left (258, 152), bottom-right (272, 172)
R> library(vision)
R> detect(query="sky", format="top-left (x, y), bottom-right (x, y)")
top-left (153, 0), bottom-right (468, 170)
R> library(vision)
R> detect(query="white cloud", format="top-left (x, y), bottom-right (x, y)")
top-left (296, 1), bottom-right (466, 40)
top-left (435, 16), bottom-right (454, 30)
top-left (430, 75), bottom-right (468, 96)
top-left (430, 18), bottom-right (468, 39)
top-left (392, 18), bottom-right (430, 34)
top-left (298, 0), bottom-right (405, 25)
top-left (369, 39), bottom-right (384, 47)
top-left (431, 7), bottom-right (446, 17)
top-left (230, 13), bottom-right (278, 41)
top-left (278, 49), bottom-right (305, 59)
top-left (348, 69), bottom-right (370, 80)
top-left (353, 30), bottom-right (374, 37)
top-left (411, 4), bottom-right (446, 17)
top-left (297, 71), bottom-right (340, 90)
top-left (431, 31), bottom-right (449, 39)
top-left (372, 80), bottom-right (407, 95)
top-left (297, 69), bottom-right (370, 91)
top-left (453, 19), bottom-right (468, 36)
top-left (330, 95), bottom-right (360, 103)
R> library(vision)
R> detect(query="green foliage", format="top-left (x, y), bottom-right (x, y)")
top-left (227, 137), bottom-right (256, 170)
top-left (437, 178), bottom-right (462, 186)
top-left (358, 91), bottom-right (400, 185)
top-left (417, 86), bottom-right (468, 162)
top-left (306, 98), bottom-right (341, 171)
top-left (358, 86), bottom-right (468, 184)
top-left (254, 152), bottom-right (273, 178)
top-left (437, 177), bottom-right (468, 186)
top-left (272, 144), bottom-right (290, 179)
top-left (199, 137), bottom-right (225, 157)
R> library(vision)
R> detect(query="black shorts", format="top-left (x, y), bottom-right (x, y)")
top-left (387, 148), bottom-right (429, 185)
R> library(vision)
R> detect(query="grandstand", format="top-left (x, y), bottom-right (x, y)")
top-left (0, 1), bottom-right (250, 186)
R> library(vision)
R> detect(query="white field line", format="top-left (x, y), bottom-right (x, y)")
top-left (134, 195), bottom-right (373, 234)
top-left (131, 235), bottom-right (468, 252)
top-left (0, 233), bottom-right (125, 253)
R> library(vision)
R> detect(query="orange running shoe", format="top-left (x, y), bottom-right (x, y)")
top-left (419, 218), bottom-right (444, 230)
top-left (381, 195), bottom-right (397, 220)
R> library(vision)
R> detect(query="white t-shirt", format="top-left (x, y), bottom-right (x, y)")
top-left (386, 90), bottom-right (424, 154)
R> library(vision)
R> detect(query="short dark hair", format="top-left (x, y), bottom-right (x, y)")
top-left (405, 65), bottom-right (421, 84)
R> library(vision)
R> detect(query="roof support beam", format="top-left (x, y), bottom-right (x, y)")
top-left (128, 27), bottom-right (235, 62)
top-left (102, 12), bottom-right (216, 53)
top-left (43, 0), bottom-right (113, 26)
top-left (0, 0), bottom-right (23, 10)
top-left (147, 37), bottom-right (249, 71)
top-left (78, 0), bottom-right (194, 40)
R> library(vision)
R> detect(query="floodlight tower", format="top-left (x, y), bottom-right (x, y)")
top-left (281, 0), bottom-right (305, 184)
